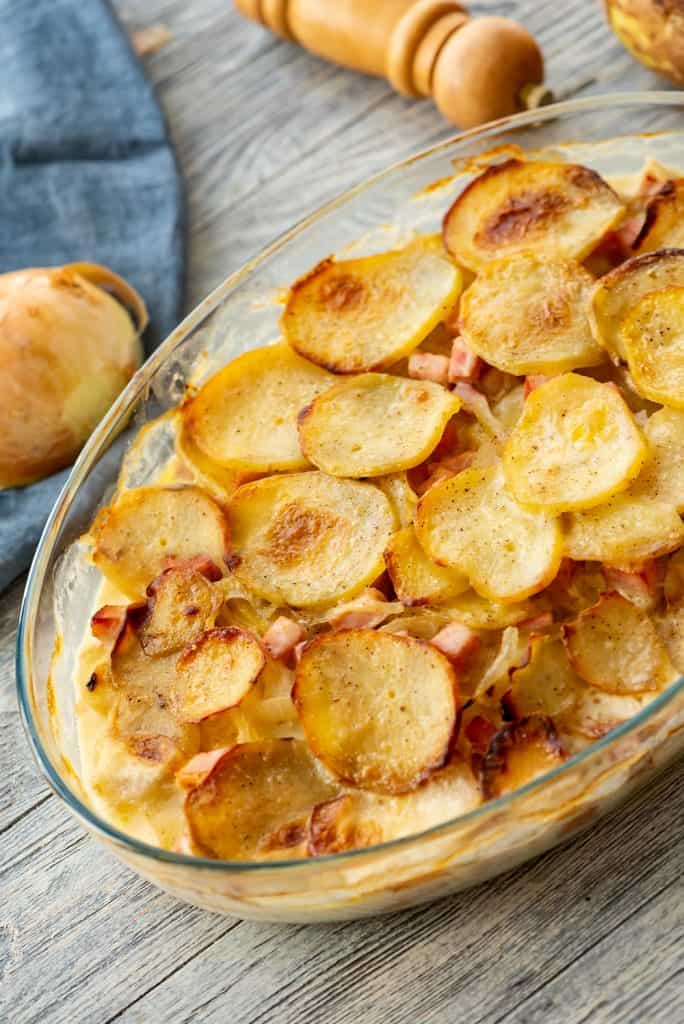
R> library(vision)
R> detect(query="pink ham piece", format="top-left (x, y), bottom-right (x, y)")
top-left (262, 616), bottom-right (307, 660)
top-left (431, 620), bottom-right (480, 668)
top-left (448, 336), bottom-right (482, 383)
top-left (408, 352), bottom-right (449, 385)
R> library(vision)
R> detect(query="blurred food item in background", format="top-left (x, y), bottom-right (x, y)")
top-left (604, 0), bottom-right (684, 84)
top-left (234, 0), bottom-right (551, 129)
top-left (0, 263), bottom-right (147, 489)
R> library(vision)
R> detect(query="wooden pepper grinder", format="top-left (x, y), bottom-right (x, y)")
top-left (234, 0), bottom-right (550, 129)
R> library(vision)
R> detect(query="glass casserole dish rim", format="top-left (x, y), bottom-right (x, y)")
top-left (16, 88), bottom-right (684, 876)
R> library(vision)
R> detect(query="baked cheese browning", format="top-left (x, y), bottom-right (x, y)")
top-left (91, 485), bottom-right (231, 599)
top-left (443, 159), bottom-right (623, 271)
top-left (503, 374), bottom-right (648, 513)
top-left (281, 235), bottom-right (462, 373)
top-left (458, 253), bottom-right (604, 375)
top-left (293, 629), bottom-right (458, 794)
top-left (183, 343), bottom-right (334, 473)
top-left (227, 472), bottom-right (395, 607)
top-left (298, 373), bottom-right (461, 478)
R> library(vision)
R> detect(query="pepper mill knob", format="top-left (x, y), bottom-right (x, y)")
top-left (234, 0), bottom-right (550, 129)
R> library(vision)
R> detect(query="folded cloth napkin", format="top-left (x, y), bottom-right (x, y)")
top-left (0, 0), bottom-right (184, 591)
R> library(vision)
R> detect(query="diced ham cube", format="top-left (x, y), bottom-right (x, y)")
top-left (90, 604), bottom-right (128, 643)
top-left (524, 375), bottom-right (549, 399)
top-left (448, 336), bottom-right (482, 383)
top-left (431, 620), bottom-right (480, 668)
top-left (262, 616), bottom-right (306, 660)
top-left (408, 352), bottom-right (449, 386)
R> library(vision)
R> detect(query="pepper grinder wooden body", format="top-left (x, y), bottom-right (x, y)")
top-left (235, 0), bottom-right (547, 128)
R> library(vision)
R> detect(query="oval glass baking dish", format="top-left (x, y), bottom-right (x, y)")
top-left (17, 92), bottom-right (684, 923)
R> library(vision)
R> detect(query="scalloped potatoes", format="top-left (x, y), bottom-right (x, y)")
top-left (76, 153), bottom-right (684, 865)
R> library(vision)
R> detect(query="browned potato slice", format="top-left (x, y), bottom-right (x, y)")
top-left (655, 598), bottom-right (684, 673)
top-left (184, 740), bottom-right (339, 860)
top-left (308, 757), bottom-right (481, 854)
top-left (443, 159), bottom-right (623, 272)
top-left (416, 464), bottom-right (562, 603)
top-left (183, 343), bottom-right (333, 473)
top-left (384, 526), bottom-right (469, 605)
top-left (635, 180), bottom-right (684, 253)
top-left (588, 248), bottom-right (684, 362)
top-left (293, 629), bottom-right (458, 794)
top-left (174, 627), bottom-right (265, 723)
top-left (281, 235), bottom-right (462, 373)
top-left (630, 408), bottom-right (684, 511)
top-left (480, 716), bottom-right (565, 799)
top-left (458, 253), bottom-right (603, 375)
top-left (298, 373), bottom-right (460, 478)
top-left (137, 566), bottom-right (223, 656)
top-left (563, 493), bottom-right (684, 564)
top-left (503, 374), bottom-right (647, 513)
top-left (91, 485), bottom-right (230, 598)
top-left (563, 593), bottom-right (675, 695)
top-left (507, 635), bottom-right (580, 720)
top-left (227, 472), bottom-right (394, 607)
top-left (619, 287), bottom-right (684, 408)
top-left (560, 683), bottom-right (654, 740)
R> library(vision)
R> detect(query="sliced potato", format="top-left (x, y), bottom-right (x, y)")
top-left (174, 627), bottom-right (265, 723)
top-left (293, 629), bottom-right (458, 794)
top-left (588, 248), bottom-right (684, 362)
top-left (227, 472), bottom-right (394, 607)
top-left (298, 373), bottom-right (460, 478)
top-left (91, 485), bottom-right (230, 598)
top-left (635, 180), bottom-right (684, 253)
top-left (560, 683), bottom-right (654, 740)
top-left (281, 235), bottom-right (462, 373)
top-left (480, 716), bottom-right (565, 799)
top-left (184, 740), bottom-right (339, 861)
top-left (308, 758), bottom-right (481, 854)
top-left (507, 634), bottom-right (580, 720)
top-left (183, 343), bottom-right (333, 473)
top-left (563, 594), bottom-right (675, 695)
top-left (384, 526), bottom-right (469, 605)
top-left (416, 464), bottom-right (562, 603)
top-left (176, 420), bottom-right (247, 502)
top-left (619, 287), bottom-right (684, 408)
top-left (443, 159), bottom-right (623, 272)
top-left (138, 566), bottom-right (223, 656)
top-left (564, 493), bottom-right (684, 564)
top-left (458, 253), bottom-right (603, 375)
top-left (441, 591), bottom-right (536, 630)
top-left (375, 472), bottom-right (417, 529)
top-left (655, 598), bottom-right (684, 673)
top-left (503, 374), bottom-right (647, 513)
top-left (630, 408), bottom-right (684, 511)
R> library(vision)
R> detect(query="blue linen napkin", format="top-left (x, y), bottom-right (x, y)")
top-left (0, 0), bottom-right (185, 590)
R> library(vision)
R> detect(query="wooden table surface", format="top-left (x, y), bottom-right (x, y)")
top-left (3, 2), bottom-right (684, 1021)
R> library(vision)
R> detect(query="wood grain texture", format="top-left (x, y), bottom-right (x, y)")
top-left (1, 1), bottom-right (682, 1021)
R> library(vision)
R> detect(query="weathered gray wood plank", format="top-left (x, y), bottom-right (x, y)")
top-left (2, 1), bottom-right (683, 1022)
